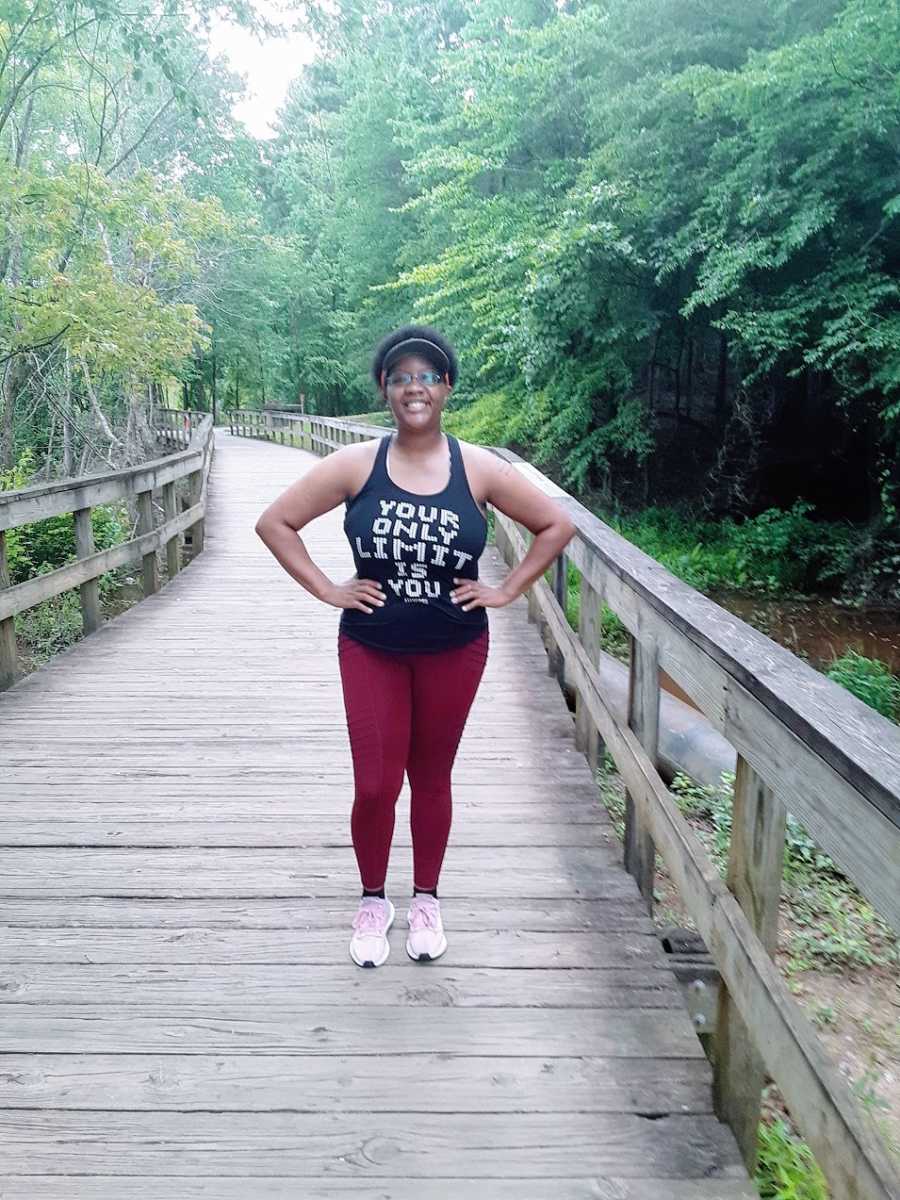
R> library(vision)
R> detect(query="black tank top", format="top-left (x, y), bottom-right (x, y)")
top-left (339, 433), bottom-right (489, 653)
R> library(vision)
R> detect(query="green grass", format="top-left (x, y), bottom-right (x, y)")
top-left (607, 502), bottom-right (854, 598)
top-left (756, 1117), bottom-right (829, 1199)
top-left (825, 650), bottom-right (900, 721)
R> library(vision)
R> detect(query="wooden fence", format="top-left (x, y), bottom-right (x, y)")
top-left (230, 408), bottom-right (900, 1200)
top-left (0, 411), bottom-right (214, 690)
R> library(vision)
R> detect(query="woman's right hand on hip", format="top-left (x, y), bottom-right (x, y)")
top-left (323, 578), bottom-right (387, 614)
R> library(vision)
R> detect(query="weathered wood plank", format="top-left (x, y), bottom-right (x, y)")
top-left (0, 1111), bottom-right (746, 1178)
top-left (0, 1007), bottom-right (706, 1057)
top-left (0, 846), bottom-right (623, 895)
top-left (0, 963), bottom-right (676, 1007)
top-left (0, 896), bottom-right (653, 930)
top-left (0, 928), bottom-right (659, 967)
top-left (0, 1179), bottom-right (757, 1200)
top-left (0, 1053), bottom-right (712, 1112)
top-left (0, 817), bottom-right (610, 848)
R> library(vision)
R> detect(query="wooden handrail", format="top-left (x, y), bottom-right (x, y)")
top-left (0, 412), bottom-right (214, 689)
top-left (229, 411), bottom-right (900, 1198)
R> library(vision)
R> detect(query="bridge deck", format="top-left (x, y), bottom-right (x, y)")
top-left (0, 433), bottom-right (753, 1198)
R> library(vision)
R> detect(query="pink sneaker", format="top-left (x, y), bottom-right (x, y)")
top-left (349, 896), bottom-right (395, 968)
top-left (406, 894), bottom-right (447, 962)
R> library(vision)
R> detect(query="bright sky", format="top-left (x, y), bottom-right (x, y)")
top-left (207, 3), bottom-right (318, 139)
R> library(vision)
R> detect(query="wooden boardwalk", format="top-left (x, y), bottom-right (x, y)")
top-left (0, 433), bottom-right (754, 1198)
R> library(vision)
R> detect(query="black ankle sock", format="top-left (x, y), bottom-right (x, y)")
top-left (362, 887), bottom-right (385, 899)
top-left (413, 886), bottom-right (438, 898)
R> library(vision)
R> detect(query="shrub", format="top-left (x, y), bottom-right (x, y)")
top-left (756, 1118), bottom-right (828, 1200)
top-left (609, 502), bottom-right (855, 596)
top-left (826, 650), bottom-right (900, 721)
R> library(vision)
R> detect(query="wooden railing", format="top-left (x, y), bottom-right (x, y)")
top-left (156, 406), bottom-right (205, 449)
top-left (227, 408), bottom-right (383, 452)
top-left (0, 411), bottom-right (214, 691)
top-left (231, 409), bottom-right (900, 1199)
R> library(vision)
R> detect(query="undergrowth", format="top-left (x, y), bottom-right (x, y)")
top-left (594, 752), bottom-right (898, 1197)
top-left (668, 770), bottom-right (899, 972)
top-left (756, 1117), bottom-right (828, 1199)
top-left (2, 451), bottom-right (151, 668)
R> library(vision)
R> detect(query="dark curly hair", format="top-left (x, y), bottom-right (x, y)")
top-left (371, 325), bottom-right (459, 389)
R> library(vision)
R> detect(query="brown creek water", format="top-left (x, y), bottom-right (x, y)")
top-left (656, 595), bottom-right (900, 711)
top-left (712, 594), bottom-right (900, 673)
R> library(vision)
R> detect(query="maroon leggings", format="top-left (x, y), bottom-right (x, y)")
top-left (337, 628), bottom-right (489, 891)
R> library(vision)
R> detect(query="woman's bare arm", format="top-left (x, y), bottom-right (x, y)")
top-left (450, 448), bottom-right (576, 611)
top-left (255, 444), bottom-right (387, 614)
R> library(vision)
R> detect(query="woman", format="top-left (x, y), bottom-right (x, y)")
top-left (255, 326), bottom-right (575, 968)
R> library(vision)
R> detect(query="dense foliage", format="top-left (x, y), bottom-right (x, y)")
top-left (4, 0), bottom-right (900, 598)
top-left (257, 1), bottom-right (900, 528)
top-left (0, 0), bottom-right (284, 474)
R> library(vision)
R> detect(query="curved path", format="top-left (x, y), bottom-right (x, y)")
top-left (0, 432), bottom-right (753, 1198)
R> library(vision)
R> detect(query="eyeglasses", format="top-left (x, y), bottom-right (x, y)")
top-left (386, 370), bottom-right (445, 387)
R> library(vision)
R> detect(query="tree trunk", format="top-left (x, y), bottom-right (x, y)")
top-left (0, 360), bottom-right (17, 469)
top-left (80, 357), bottom-right (123, 448)
top-left (211, 345), bottom-right (217, 425)
top-left (61, 381), bottom-right (75, 476)
top-left (0, 90), bottom-right (36, 285)
top-left (716, 331), bottom-right (729, 429)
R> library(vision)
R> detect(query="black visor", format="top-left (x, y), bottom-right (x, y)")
top-left (382, 337), bottom-right (450, 378)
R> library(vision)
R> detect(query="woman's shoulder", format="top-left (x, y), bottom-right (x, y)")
top-left (334, 435), bottom-right (384, 493)
top-left (454, 438), bottom-right (501, 504)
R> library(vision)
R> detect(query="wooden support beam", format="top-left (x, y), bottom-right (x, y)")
top-left (188, 469), bottom-right (204, 557)
top-left (549, 554), bottom-right (568, 684)
top-left (136, 489), bottom-right (158, 596)
top-left (714, 756), bottom-right (786, 1171)
top-left (0, 529), bottom-right (18, 691)
top-left (576, 574), bottom-right (603, 769)
top-left (162, 482), bottom-right (179, 579)
top-left (625, 636), bottom-right (659, 912)
top-left (73, 508), bottom-right (101, 635)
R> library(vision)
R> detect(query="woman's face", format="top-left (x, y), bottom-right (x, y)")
top-left (382, 354), bottom-right (451, 430)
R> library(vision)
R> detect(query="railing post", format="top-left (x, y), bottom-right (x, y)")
top-left (163, 481), bottom-right (180, 579)
top-left (73, 507), bottom-right (101, 634)
top-left (0, 530), bottom-right (18, 690)
top-left (624, 636), bottom-right (659, 911)
top-left (136, 488), bottom-right (159, 596)
top-left (493, 511), bottom-right (510, 565)
top-left (713, 755), bottom-right (786, 1171)
top-left (188, 468), bottom-right (204, 557)
top-left (576, 575), bottom-right (604, 769)
top-left (549, 553), bottom-right (567, 683)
